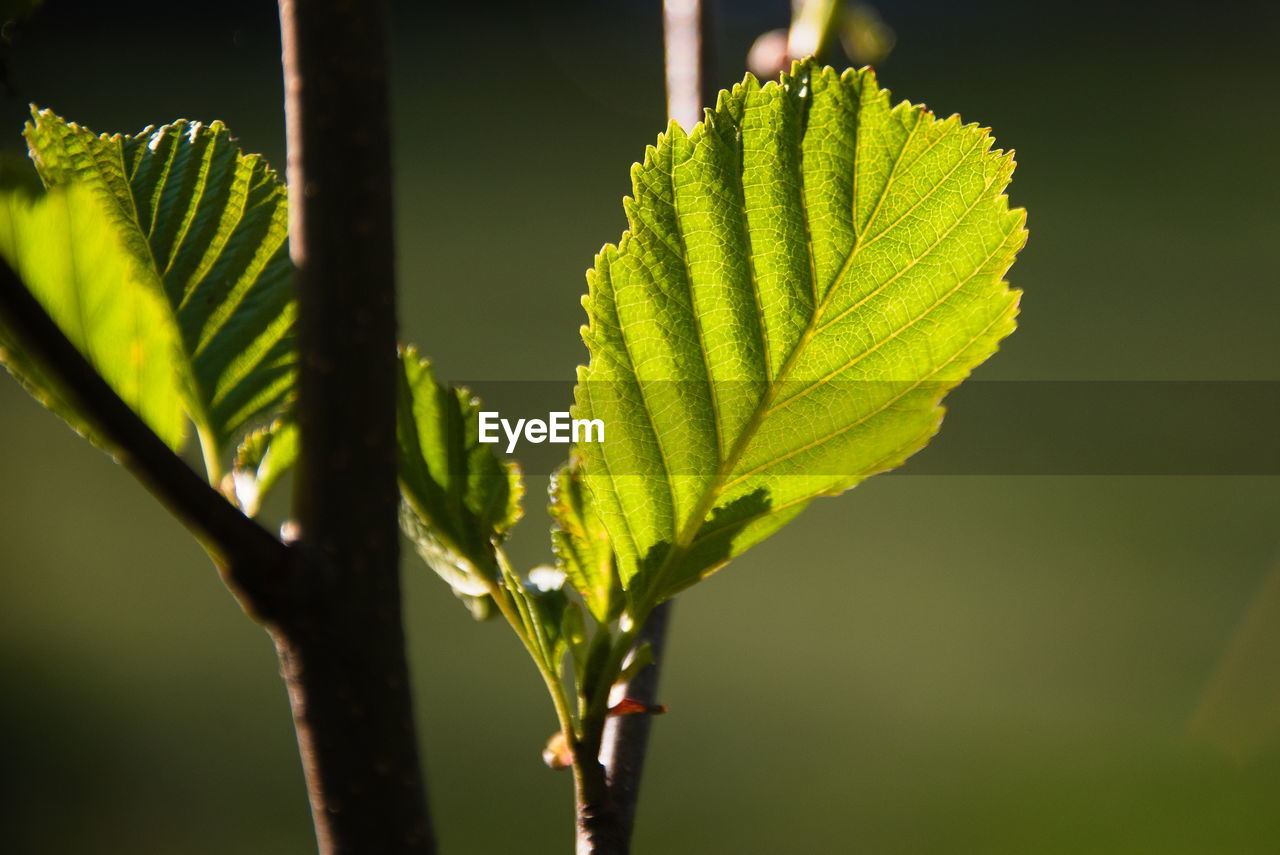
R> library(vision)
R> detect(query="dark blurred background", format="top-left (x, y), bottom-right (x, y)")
top-left (2, 1), bottom-right (1279, 852)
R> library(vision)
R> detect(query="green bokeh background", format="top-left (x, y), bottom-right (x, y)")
top-left (2, 1), bottom-right (1278, 852)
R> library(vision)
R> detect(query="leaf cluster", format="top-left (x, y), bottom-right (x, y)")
top-left (0, 59), bottom-right (1025, 771)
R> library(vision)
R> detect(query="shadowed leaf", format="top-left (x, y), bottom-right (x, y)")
top-left (397, 346), bottom-right (523, 618)
top-left (24, 108), bottom-right (293, 469)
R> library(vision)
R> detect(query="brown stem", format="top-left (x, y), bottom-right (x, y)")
top-left (575, 730), bottom-right (629, 855)
top-left (3, 0), bottom-right (431, 849)
top-left (599, 601), bottom-right (674, 842)
top-left (277, 1), bottom-right (434, 852)
top-left (270, 601), bottom-right (431, 854)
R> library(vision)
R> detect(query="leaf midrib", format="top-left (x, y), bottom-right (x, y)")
top-left (684, 302), bottom-right (1013, 554)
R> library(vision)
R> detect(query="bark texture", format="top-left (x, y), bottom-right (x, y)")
top-left (277, 1), bottom-right (435, 852)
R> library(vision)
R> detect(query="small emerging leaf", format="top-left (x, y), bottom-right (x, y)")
top-left (562, 601), bottom-right (589, 678)
top-left (520, 566), bottom-right (569, 669)
top-left (397, 346), bottom-right (523, 616)
top-left (614, 642), bottom-right (654, 687)
top-left (231, 416), bottom-right (298, 516)
top-left (549, 460), bottom-right (621, 623)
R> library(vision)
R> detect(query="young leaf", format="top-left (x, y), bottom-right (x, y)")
top-left (231, 417), bottom-right (298, 516)
top-left (549, 460), bottom-right (621, 623)
top-left (521, 565), bottom-right (570, 670)
top-left (24, 108), bottom-right (294, 465)
top-left (0, 183), bottom-right (187, 449)
top-left (562, 600), bottom-right (590, 679)
top-left (574, 61), bottom-right (1026, 608)
top-left (614, 641), bottom-right (654, 686)
top-left (397, 346), bottom-right (523, 616)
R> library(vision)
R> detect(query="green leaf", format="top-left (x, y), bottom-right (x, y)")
top-left (397, 346), bottom-right (523, 616)
top-left (24, 108), bottom-right (294, 466)
top-left (231, 416), bottom-right (298, 516)
top-left (549, 460), bottom-right (621, 623)
top-left (0, 182), bottom-right (187, 449)
top-left (520, 566), bottom-right (570, 670)
top-left (562, 601), bottom-right (589, 678)
top-left (574, 61), bottom-right (1026, 608)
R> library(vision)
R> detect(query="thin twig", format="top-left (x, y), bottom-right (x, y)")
top-left (275, 1), bottom-right (435, 852)
top-left (575, 727), bottom-right (629, 855)
top-left (662, 0), bottom-right (716, 130)
top-left (594, 0), bottom-right (718, 847)
top-left (0, 259), bottom-right (290, 614)
top-left (599, 601), bottom-right (674, 841)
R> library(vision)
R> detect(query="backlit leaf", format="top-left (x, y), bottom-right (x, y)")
top-left (0, 183), bottom-right (187, 450)
top-left (573, 61), bottom-right (1026, 608)
top-left (549, 460), bottom-right (621, 623)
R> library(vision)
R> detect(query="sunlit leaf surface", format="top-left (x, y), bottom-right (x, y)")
top-left (574, 61), bottom-right (1026, 607)
top-left (0, 183), bottom-right (187, 450)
